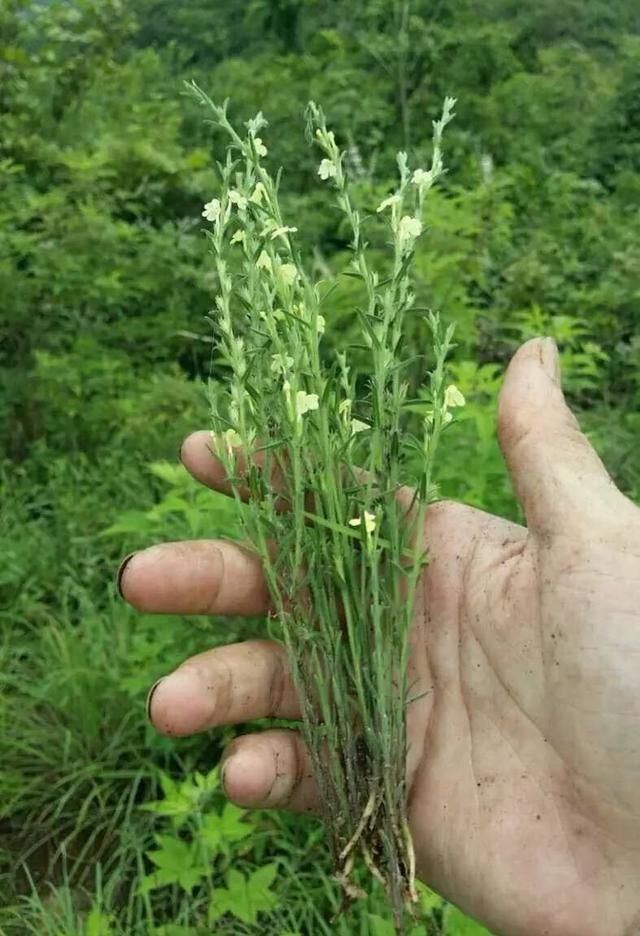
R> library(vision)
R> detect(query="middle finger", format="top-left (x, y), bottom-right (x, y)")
top-left (148, 638), bottom-right (301, 736)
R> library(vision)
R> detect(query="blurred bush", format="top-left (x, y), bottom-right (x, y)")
top-left (1, 0), bottom-right (639, 932)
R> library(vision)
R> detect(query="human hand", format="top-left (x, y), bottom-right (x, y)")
top-left (118, 338), bottom-right (640, 936)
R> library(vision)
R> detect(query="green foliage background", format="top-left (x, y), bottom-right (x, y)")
top-left (0, 0), bottom-right (638, 932)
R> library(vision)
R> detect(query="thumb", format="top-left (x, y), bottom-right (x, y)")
top-left (497, 337), bottom-right (629, 536)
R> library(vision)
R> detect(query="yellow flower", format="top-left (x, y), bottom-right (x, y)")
top-left (376, 193), bottom-right (401, 213)
top-left (202, 198), bottom-right (221, 222)
top-left (220, 428), bottom-right (242, 452)
top-left (295, 391), bottom-right (319, 418)
top-left (398, 215), bottom-right (423, 243)
top-left (412, 168), bottom-right (432, 187)
top-left (270, 225), bottom-right (298, 240)
top-left (351, 418), bottom-right (369, 434)
top-left (250, 182), bottom-right (267, 205)
top-left (256, 250), bottom-right (272, 272)
top-left (254, 137), bottom-right (268, 157)
top-left (318, 159), bottom-right (337, 180)
top-left (349, 511), bottom-right (376, 535)
top-left (270, 353), bottom-right (294, 374)
top-left (278, 262), bottom-right (298, 286)
top-left (444, 384), bottom-right (465, 408)
top-left (228, 189), bottom-right (248, 211)
top-left (425, 409), bottom-right (453, 427)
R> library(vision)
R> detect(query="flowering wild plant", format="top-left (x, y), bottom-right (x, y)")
top-left (189, 81), bottom-right (459, 927)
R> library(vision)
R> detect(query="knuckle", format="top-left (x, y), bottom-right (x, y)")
top-left (266, 649), bottom-right (289, 717)
top-left (212, 656), bottom-right (235, 723)
top-left (202, 545), bottom-right (225, 615)
top-left (282, 734), bottom-right (307, 807)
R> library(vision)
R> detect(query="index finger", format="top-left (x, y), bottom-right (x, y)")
top-left (118, 539), bottom-right (271, 617)
top-left (180, 430), bottom-right (290, 507)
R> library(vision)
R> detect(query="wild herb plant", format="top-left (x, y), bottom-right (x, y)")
top-left (189, 82), bottom-right (459, 925)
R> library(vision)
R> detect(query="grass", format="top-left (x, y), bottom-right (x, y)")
top-left (0, 92), bottom-right (501, 936)
top-left (0, 448), bottom-right (495, 934)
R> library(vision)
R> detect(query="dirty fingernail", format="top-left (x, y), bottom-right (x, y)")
top-left (116, 553), bottom-right (137, 599)
top-left (146, 677), bottom-right (166, 723)
top-left (220, 758), bottom-right (232, 792)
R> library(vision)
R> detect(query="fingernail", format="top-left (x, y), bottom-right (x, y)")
top-left (116, 552), bottom-right (137, 598)
top-left (177, 443), bottom-right (184, 464)
top-left (541, 337), bottom-right (560, 383)
top-left (146, 677), bottom-right (166, 722)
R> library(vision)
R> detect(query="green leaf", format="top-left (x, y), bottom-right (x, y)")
top-left (444, 905), bottom-right (494, 935)
top-left (147, 834), bottom-right (194, 871)
top-left (142, 769), bottom-right (220, 826)
top-left (100, 510), bottom-right (154, 536)
top-left (148, 462), bottom-right (190, 486)
top-left (368, 915), bottom-right (396, 936)
top-left (417, 881), bottom-right (445, 914)
top-left (248, 862), bottom-right (278, 891)
top-left (143, 834), bottom-right (209, 893)
top-left (200, 802), bottom-right (251, 852)
top-left (149, 494), bottom-right (192, 516)
top-left (208, 864), bottom-right (280, 925)
top-left (86, 908), bottom-right (114, 936)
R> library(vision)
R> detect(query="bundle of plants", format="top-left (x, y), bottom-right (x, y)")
top-left (189, 82), bottom-right (459, 928)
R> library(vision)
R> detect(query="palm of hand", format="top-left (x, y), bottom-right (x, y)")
top-left (405, 502), bottom-right (640, 935)
top-left (119, 340), bottom-right (640, 936)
